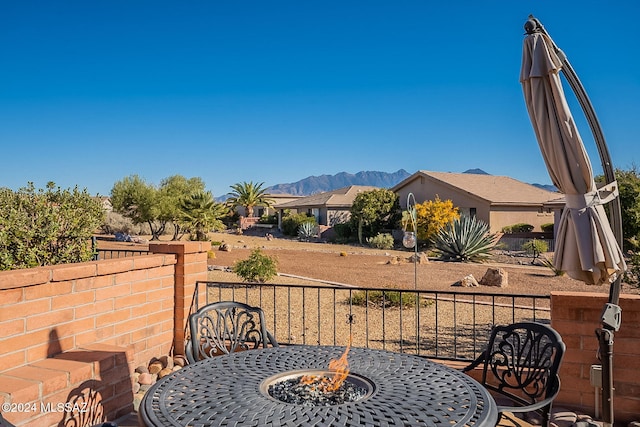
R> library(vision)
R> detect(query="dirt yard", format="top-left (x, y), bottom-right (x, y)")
top-left (101, 230), bottom-right (638, 296)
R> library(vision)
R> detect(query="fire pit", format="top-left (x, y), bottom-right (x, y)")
top-left (263, 369), bottom-right (375, 406)
top-left (139, 345), bottom-right (498, 427)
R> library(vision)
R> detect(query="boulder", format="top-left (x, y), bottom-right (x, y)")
top-left (456, 274), bottom-right (479, 287)
top-left (479, 267), bottom-right (508, 287)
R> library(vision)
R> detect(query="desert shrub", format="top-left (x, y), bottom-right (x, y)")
top-left (501, 223), bottom-right (534, 233)
top-left (282, 212), bottom-right (316, 236)
top-left (366, 233), bottom-right (394, 250)
top-left (0, 183), bottom-right (105, 270)
top-left (232, 248), bottom-right (278, 283)
top-left (434, 215), bottom-right (498, 262)
top-left (522, 239), bottom-right (548, 264)
top-left (350, 290), bottom-right (420, 308)
top-left (541, 223), bottom-right (554, 233)
top-left (101, 211), bottom-right (135, 234)
top-left (297, 222), bottom-right (318, 241)
top-left (624, 251), bottom-right (640, 289)
top-left (258, 214), bottom-right (277, 225)
top-left (414, 196), bottom-right (460, 243)
top-left (333, 222), bottom-right (354, 240)
top-left (540, 255), bottom-right (564, 276)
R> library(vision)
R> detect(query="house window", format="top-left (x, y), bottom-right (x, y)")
top-left (469, 208), bottom-right (476, 218)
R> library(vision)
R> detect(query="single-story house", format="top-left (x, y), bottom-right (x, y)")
top-left (275, 185), bottom-right (379, 228)
top-left (234, 193), bottom-right (304, 218)
top-left (391, 170), bottom-right (562, 233)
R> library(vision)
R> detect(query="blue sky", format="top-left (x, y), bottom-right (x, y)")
top-left (1, 1), bottom-right (638, 197)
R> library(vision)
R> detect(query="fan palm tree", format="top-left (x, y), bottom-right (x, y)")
top-left (179, 191), bottom-right (227, 241)
top-left (226, 181), bottom-right (273, 218)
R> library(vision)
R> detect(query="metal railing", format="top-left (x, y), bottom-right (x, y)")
top-left (93, 248), bottom-right (150, 260)
top-left (195, 281), bottom-right (550, 362)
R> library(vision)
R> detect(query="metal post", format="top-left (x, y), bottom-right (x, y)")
top-left (524, 16), bottom-right (623, 426)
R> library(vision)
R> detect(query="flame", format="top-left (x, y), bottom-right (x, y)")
top-left (300, 338), bottom-right (351, 393)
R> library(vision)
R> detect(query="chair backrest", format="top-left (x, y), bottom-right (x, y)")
top-left (477, 322), bottom-right (565, 414)
top-left (186, 301), bottom-right (278, 364)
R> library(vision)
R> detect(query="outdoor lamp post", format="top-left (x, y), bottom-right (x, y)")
top-left (402, 193), bottom-right (418, 291)
top-left (403, 192), bottom-right (420, 352)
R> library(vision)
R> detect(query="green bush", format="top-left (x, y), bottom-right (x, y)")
top-left (501, 223), bottom-right (534, 233)
top-left (333, 222), bottom-right (354, 239)
top-left (282, 212), bottom-right (316, 236)
top-left (258, 214), bottom-right (278, 225)
top-left (366, 233), bottom-right (394, 250)
top-left (0, 183), bottom-right (105, 270)
top-left (541, 223), bottom-right (554, 233)
top-left (350, 290), bottom-right (421, 308)
top-left (232, 248), bottom-right (278, 283)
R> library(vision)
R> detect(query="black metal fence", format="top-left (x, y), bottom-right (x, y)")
top-left (195, 281), bottom-right (550, 362)
top-left (93, 248), bottom-right (150, 260)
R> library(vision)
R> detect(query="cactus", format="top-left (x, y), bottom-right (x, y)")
top-left (434, 215), bottom-right (498, 262)
top-left (297, 222), bottom-right (318, 242)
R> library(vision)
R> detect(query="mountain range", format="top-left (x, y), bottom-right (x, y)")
top-left (217, 169), bottom-right (557, 200)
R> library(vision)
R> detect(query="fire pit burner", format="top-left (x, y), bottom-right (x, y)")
top-left (262, 369), bottom-right (375, 406)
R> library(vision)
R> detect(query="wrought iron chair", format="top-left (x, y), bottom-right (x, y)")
top-left (186, 301), bottom-right (278, 364)
top-left (463, 322), bottom-right (566, 427)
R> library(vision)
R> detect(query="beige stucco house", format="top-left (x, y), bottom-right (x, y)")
top-left (391, 171), bottom-right (562, 233)
top-left (275, 185), bottom-right (379, 228)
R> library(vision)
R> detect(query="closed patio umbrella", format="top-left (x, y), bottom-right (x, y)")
top-left (520, 16), bottom-right (626, 426)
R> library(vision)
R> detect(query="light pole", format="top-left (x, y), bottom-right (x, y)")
top-left (402, 193), bottom-right (418, 291)
top-left (402, 192), bottom-right (420, 353)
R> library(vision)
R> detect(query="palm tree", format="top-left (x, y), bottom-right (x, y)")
top-left (226, 181), bottom-right (273, 218)
top-left (179, 191), bottom-right (227, 241)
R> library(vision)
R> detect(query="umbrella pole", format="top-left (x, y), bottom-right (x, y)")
top-left (525, 16), bottom-right (624, 427)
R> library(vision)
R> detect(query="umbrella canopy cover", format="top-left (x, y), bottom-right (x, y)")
top-left (520, 32), bottom-right (626, 285)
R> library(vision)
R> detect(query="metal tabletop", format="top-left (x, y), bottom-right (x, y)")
top-left (139, 345), bottom-right (497, 427)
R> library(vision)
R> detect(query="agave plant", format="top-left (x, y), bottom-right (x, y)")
top-left (297, 222), bottom-right (318, 242)
top-left (433, 215), bottom-right (499, 262)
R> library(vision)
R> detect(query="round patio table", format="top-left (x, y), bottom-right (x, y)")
top-left (139, 345), bottom-right (497, 427)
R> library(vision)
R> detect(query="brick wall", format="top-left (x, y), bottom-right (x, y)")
top-left (0, 242), bottom-right (210, 427)
top-left (551, 291), bottom-right (640, 425)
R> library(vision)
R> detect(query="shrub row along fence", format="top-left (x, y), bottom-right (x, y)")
top-left (195, 281), bottom-right (551, 361)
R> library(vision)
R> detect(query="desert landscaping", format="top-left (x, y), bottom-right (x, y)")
top-left (101, 230), bottom-right (639, 296)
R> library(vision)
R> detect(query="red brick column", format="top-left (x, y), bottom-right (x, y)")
top-left (148, 242), bottom-right (211, 357)
top-left (551, 291), bottom-right (640, 424)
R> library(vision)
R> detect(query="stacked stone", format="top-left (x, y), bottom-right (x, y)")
top-left (133, 355), bottom-right (188, 410)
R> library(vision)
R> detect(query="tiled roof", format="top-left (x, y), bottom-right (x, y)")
top-left (395, 171), bottom-right (559, 205)
top-left (276, 185), bottom-right (379, 208)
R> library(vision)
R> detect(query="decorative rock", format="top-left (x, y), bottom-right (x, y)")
top-left (149, 361), bottom-right (163, 375)
top-left (133, 392), bottom-right (146, 412)
top-left (138, 372), bottom-right (154, 385)
top-left (158, 367), bottom-right (173, 379)
top-left (139, 383), bottom-right (153, 392)
top-left (132, 382), bottom-right (141, 394)
top-left (219, 243), bottom-right (231, 252)
top-left (159, 355), bottom-right (174, 369)
top-left (409, 253), bottom-right (429, 264)
top-left (479, 267), bottom-right (508, 287)
top-left (172, 366), bottom-right (182, 372)
top-left (135, 365), bottom-right (149, 374)
top-left (456, 274), bottom-right (479, 287)
top-left (173, 355), bottom-right (187, 367)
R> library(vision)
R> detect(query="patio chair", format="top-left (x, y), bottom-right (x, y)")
top-left (463, 322), bottom-right (566, 427)
top-left (186, 301), bottom-right (278, 364)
